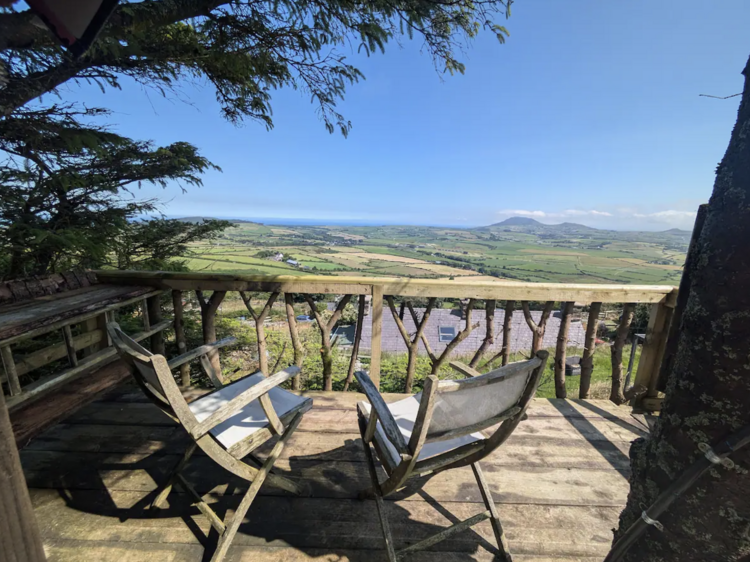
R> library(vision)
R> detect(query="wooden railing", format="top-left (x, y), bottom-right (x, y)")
top-left (95, 271), bottom-right (678, 412)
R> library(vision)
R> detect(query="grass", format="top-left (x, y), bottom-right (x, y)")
top-left (190, 222), bottom-right (686, 284)
top-left (534, 344), bottom-right (640, 399)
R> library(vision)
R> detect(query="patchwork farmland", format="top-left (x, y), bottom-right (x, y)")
top-left (182, 217), bottom-right (689, 284)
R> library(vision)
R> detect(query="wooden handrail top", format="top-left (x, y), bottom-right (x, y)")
top-left (95, 270), bottom-right (678, 305)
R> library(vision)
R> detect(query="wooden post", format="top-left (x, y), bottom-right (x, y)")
top-left (631, 302), bottom-right (674, 411)
top-left (0, 390), bottom-right (47, 562)
top-left (579, 302), bottom-right (602, 399)
top-left (61, 325), bottom-right (78, 367)
top-left (388, 296), bottom-right (435, 393)
top-left (103, 311), bottom-right (114, 346)
top-left (172, 291), bottom-right (190, 386)
top-left (369, 285), bottom-right (383, 390)
top-left (484, 300), bottom-right (517, 368)
top-left (610, 303), bottom-right (635, 404)
top-left (470, 300), bottom-right (495, 369)
top-left (344, 296), bottom-right (367, 391)
top-left (80, 315), bottom-right (105, 357)
top-left (522, 301), bottom-right (555, 355)
top-left (240, 292), bottom-right (279, 375)
top-left (304, 294), bottom-right (352, 391)
top-left (1, 345), bottom-right (22, 396)
top-left (146, 294), bottom-right (165, 355)
top-left (196, 290), bottom-right (226, 376)
top-left (428, 299), bottom-right (478, 376)
top-left (554, 302), bottom-right (574, 399)
top-left (284, 294), bottom-right (305, 391)
top-left (141, 299), bottom-right (151, 330)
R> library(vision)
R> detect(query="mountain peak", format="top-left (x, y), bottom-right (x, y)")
top-left (490, 217), bottom-right (544, 227)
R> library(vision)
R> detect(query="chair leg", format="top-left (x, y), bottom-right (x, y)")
top-left (472, 462), bottom-right (512, 562)
top-left (246, 452), bottom-right (310, 496)
top-left (357, 416), bottom-right (398, 562)
top-left (210, 413), bottom-right (304, 562)
top-left (362, 439), bottom-right (398, 562)
top-left (151, 442), bottom-right (197, 510)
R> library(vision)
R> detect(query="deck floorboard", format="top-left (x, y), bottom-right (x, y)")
top-left (21, 386), bottom-right (638, 561)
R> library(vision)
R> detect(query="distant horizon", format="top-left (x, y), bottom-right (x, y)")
top-left (163, 214), bottom-right (693, 233)
top-left (67, 2), bottom-right (746, 233)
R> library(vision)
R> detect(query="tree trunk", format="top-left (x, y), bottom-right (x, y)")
top-left (579, 302), bottom-right (602, 399)
top-left (196, 290), bottom-right (225, 376)
top-left (610, 55), bottom-right (750, 562)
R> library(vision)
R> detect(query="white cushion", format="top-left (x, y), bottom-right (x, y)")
top-left (359, 394), bottom-right (484, 468)
top-left (189, 373), bottom-right (308, 448)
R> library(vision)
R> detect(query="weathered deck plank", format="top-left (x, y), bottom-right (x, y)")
top-left (21, 389), bottom-right (636, 561)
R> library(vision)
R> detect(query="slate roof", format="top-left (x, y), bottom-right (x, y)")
top-left (359, 307), bottom-right (586, 356)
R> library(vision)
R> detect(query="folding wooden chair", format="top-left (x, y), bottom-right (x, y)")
top-left (107, 322), bottom-right (313, 562)
top-left (355, 350), bottom-right (549, 562)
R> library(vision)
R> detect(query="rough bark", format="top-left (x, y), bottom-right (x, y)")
top-left (146, 294), bottom-right (165, 355)
top-left (171, 290), bottom-right (191, 386)
top-left (390, 297), bottom-right (435, 393)
top-left (195, 290), bottom-right (225, 375)
top-left (470, 299), bottom-right (495, 368)
top-left (478, 299), bottom-right (516, 368)
top-left (304, 294), bottom-right (352, 391)
top-left (554, 301), bottom-right (574, 399)
top-left (0, 390), bottom-right (47, 562)
top-left (655, 205), bottom-right (708, 393)
top-left (284, 293), bottom-right (305, 391)
top-left (579, 302), bottom-right (602, 399)
top-left (610, 303), bottom-right (635, 405)
top-left (429, 299), bottom-right (480, 375)
top-left (611, 55), bottom-right (750, 562)
top-left (240, 291), bottom-right (279, 375)
top-left (343, 296), bottom-right (367, 391)
top-left (522, 301), bottom-right (554, 354)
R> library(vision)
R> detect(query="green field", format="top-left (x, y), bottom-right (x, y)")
top-left (183, 218), bottom-right (688, 284)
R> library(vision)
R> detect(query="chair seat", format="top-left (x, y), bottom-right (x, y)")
top-left (359, 394), bottom-right (484, 469)
top-left (189, 373), bottom-right (309, 448)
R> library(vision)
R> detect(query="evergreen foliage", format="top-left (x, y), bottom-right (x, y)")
top-left (0, 0), bottom-right (514, 277)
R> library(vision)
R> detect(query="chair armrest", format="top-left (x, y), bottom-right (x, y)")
top-left (354, 370), bottom-right (410, 458)
top-left (449, 361), bottom-right (482, 378)
top-left (190, 366), bottom-right (300, 440)
top-left (168, 337), bottom-right (237, 370)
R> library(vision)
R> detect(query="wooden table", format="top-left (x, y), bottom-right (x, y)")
top-left (0, 283), bottom-right (168, 410)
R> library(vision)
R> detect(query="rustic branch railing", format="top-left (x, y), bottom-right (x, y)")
top-left (93, 271), bottom-right (678, 412)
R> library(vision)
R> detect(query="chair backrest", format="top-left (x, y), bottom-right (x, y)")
top-left (427, 357), bottom-right (543, 440)
top-left (408, 351), bottom-right (548, 471)
top-left (107, 322), bottom-right (170, 406)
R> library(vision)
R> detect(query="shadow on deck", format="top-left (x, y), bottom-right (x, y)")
top-left (20, 387), bottom-right (646, 561)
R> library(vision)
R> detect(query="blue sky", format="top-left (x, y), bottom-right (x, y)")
top-left (59, 0), bottom-right (749, 230)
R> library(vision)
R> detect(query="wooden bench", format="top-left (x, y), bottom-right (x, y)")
top-left (0, 272), bottom-right (169, 410)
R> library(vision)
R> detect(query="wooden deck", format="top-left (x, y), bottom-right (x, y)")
top-left (20, 386), bottom-right (649, 561)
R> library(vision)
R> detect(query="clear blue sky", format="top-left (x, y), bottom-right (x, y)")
top-left (59, 0), bottom-right (750, 230)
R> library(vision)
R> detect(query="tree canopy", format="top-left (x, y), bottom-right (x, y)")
top-left (1, 0), bottom-right (513, 133)
top-left (0, 0), bottom-right (514, 278)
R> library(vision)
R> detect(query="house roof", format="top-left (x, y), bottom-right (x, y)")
top-left (358, 308), bottom-right (586, 356)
